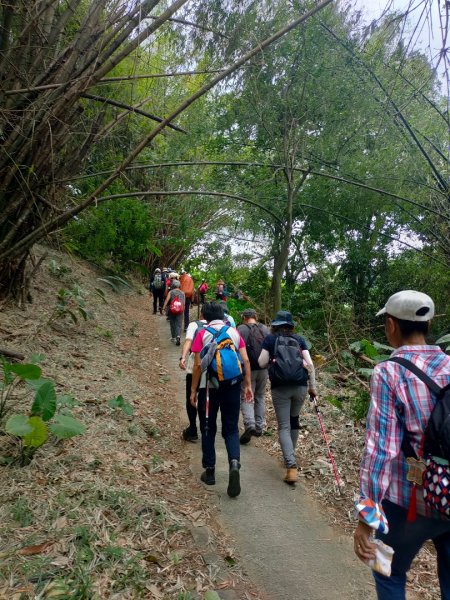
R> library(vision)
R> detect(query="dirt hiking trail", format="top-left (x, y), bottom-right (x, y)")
top-left (156, 315), bottom-right (377, 600)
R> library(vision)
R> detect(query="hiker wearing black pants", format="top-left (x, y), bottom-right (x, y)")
top-left (258, 310), bottom-right (317, 484)
top-left (190, 302), bottom-right (253, 498)
top-left (179, 316), bottom-right (207, 441)
top-left (149, 268), bottom-right (165, 314)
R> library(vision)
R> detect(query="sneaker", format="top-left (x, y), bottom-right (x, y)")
top-left (227, 460), bottom-right (241, 498)
top-left (170, 337), bottom-right (175, 343)
top-left (284, 467), bottom-right (298, 484)
top-left (152, 311), bottom-right (157, 315)
top-left (182, 427), bottom-right (198, 442)
top-left (239, 428), bottom-right (255, 445)
top-left (176, 336), bottom-right (181, 346)
top-left (254, 428), bottom-right (263, 437)
top-left (200, 468), bottom-right (215, 485)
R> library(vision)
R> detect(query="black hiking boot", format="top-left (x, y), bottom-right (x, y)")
top-left (182, 427), bottom-right (198, 442)
top-left (254, 428), bottom-right (263, 437)
top-left (200, 468), bottom-right (215, 485)
top-left (227, 460), bottom-right (241, 498)
top-left (176, 336), bottom-right (181, 346)
top-left (240, 428), bottom-right (255, 445)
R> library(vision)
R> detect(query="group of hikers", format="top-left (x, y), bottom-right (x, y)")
top-left (149, 269), bottom-right (450, 600)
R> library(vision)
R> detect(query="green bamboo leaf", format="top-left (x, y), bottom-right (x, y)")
top-left (436, 334), bottom-right (450, 345)
top-left (49, 415), bottom-right (86, 439)
top-left (23, 417), bottom-right (48, 448)
top-left (31, 381), bottom-right (57, 422)
top-left (9, 364), bottom-right (42, 380)
top-left (5, 414), bottom-right (33, 436)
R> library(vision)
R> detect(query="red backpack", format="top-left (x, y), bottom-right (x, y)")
top-left (169, 294), bottom-right (184, 315)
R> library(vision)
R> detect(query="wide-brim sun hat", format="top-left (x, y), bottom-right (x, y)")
top-left (271, 310), bottom-right (295, 327)
top-left (376, 290), bottom-right (434, 322)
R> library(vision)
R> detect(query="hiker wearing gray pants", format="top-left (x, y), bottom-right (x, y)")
top-left (271, 385), bottom-right (307, 467)
top-left (258, 310), bottom-right (317, 484)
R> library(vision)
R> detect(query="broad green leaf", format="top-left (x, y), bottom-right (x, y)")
top-left (26, 377), bottom-right (52, 391)
top-left (49, 415), bottom-right (86, 439)
top-left (122, 403), bottom-right (134, 416)
top-left (108, 395), bottom-right (122, 409)
top-left (23, 417), bottom-right (48, 448)
top-left (360, 339), bottom-right (380, 360)
top-left (436, 334), bottom-right (450, 345)
top-left (372, 342), bottom-right (394, 353)
top-left (357, 368), bottom-right (374, 378)
top-left (29, 354), bottom-right (45, 364)
top-left (204, 592), bottom-right (221, 600)
top-left (57, 394), bottom-right (78, 408)
top-left (9, 364), bottom-right (42, 380)
top-left (31, 381), bottom-right (57, 422)
top-left (348, 341), bottom-right (363, 352)
top-left (78, 307), bottom-right (88, 321)
top-left (5, 414), bottom-right (33, 436)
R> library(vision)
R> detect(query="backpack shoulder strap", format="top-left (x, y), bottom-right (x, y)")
top-left (389, 357), bottom-right (442, 395)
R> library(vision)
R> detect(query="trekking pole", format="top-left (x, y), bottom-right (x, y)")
top-left (309, 394), bottom-right (343, 493)
top-left (205, 380), bottom-right (210, 437)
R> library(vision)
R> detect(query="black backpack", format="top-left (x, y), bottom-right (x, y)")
top-left (244, 323), bottom-right (266, 370)
top-left (268, 334), bottom-right (307, 386)
top-left (390, 357), bottom-right (450, 462)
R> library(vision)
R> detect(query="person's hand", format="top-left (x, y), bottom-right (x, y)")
top-left (308, 388), bottom-right (317, 398)
top-left (190, 390), bottom-right (197, 407)
top-left (353, 520), bottom-right (377, 562)
top-left (243, 385), bottom-right (253, 402)
top-left (179, 357), bottom-right (186, 370)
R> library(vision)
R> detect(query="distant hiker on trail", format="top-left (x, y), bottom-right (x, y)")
top-left (149, 268), bottom-right (165, 315)
top-left (180, 269), bottom-right (195, 332)
top-left (238, 308), bottom-right (269, 444)
top-left (218, 301), bottom-right (236, 327)
top-left (353, 290), bottom-right (450, 599)
top-left (258, 310), bottom-right (317, 484)
top-left (190, 302), bottom-right (253, 498)
top-left (162, 280), bottom-right (185, 346)
top-left (215, 279), bottom-right (228, 302)
top-left (179, 312), bottom-right (208, 442)
top-left (198, 279), bottom-right (208, 304)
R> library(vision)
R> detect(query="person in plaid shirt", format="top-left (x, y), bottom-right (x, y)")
top-left (353, 290), bottom-right (450, 600)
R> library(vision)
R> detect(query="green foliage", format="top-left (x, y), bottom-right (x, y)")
top-left (50, 286), bottom-right (93, 325)
top-left (108, 395), bottom-right (134, 416)
top-left (0, 361), bottom-right (85, 465)
top-left (65, 198), bottom-right (156, 269)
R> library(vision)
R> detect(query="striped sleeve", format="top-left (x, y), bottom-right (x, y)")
top-left (356, 366), bottom-right (402, 533)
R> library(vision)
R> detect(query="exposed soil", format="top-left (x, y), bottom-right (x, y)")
top-left (0, 247), bottom-right (441, 599)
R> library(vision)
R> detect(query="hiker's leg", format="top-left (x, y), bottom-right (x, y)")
top-left (152, 293), bottom-right (157, 313)
top-left (374, 500), bottom-right (437, 600)
top-left (169, 315), bottom-right (176, 338)
top-left (240, 373), bottom-right (256, 430)
top-left (290, 385), bottom-right (307, 449)
top-left (198, 390), bottom-right (218, 468)
top-left (174, 314), bottom-right (183, 339)
top-left (433, 528), bottom-right (450, 598)
top-left (271, 387), bottom-right (296, 467)
top-left (184, 297), bottom-right (191, 330)
top-left (185, 374), bottom-right (197, 434)
top-left (253, 369), bottom-right (268, 432)
top-left (220, 384), bottom-right (241, 463)
top-left (157, 290), bottom-right (164, 312)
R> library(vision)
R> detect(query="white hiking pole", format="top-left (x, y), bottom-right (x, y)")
top-left (309, 394), bottom-right (344, 493)
top-left (205, 379), bottom-right (210, 437)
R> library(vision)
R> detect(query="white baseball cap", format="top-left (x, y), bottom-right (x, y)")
top-left (376, 290), bottom-right (435, 321)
